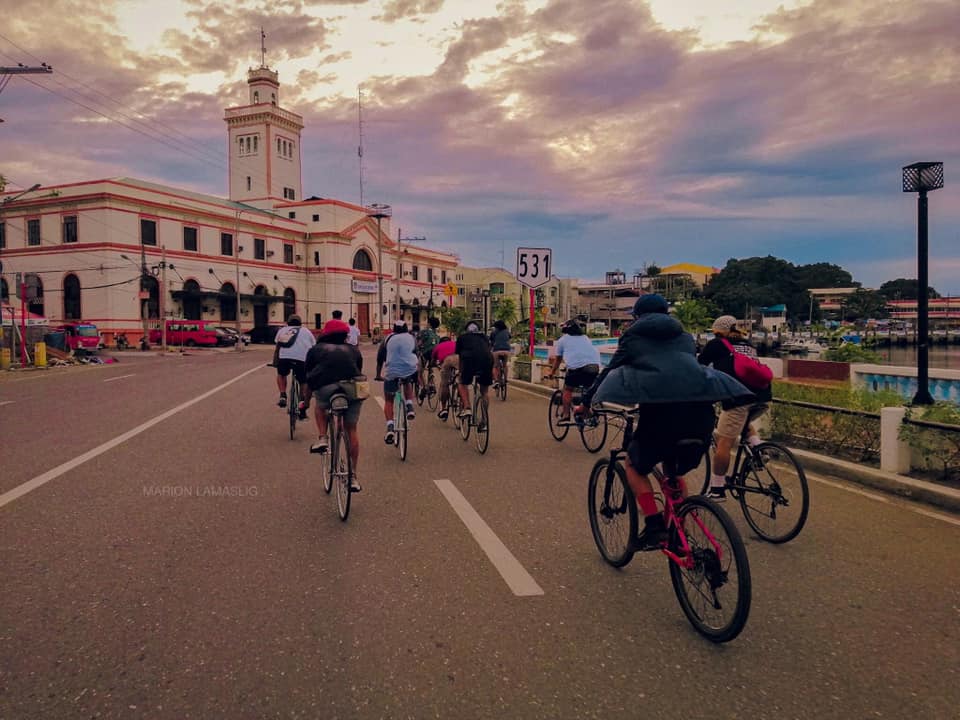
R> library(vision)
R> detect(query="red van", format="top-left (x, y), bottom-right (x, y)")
top-left (148, 320), bottom-right (220, 347)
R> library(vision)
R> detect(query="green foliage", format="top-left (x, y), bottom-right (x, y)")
top-left (877, 278), bottom-right (940, 300)
top-left (645, 264), bottom-right (661, 277)
top-left (672, 298), bottom-right (715, 333)
top-left (841, 289), bottom-right (889, 321)
top-left (492, 297), bottom-right (517, 326)
top-left (440, 306), bottom-right (470, 336)
top-left (900, 403), bottom-right (960, 482)
top-left (823, 343), bottom-right (881, 363)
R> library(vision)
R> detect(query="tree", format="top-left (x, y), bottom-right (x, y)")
top-left (672, 298), bottom-right (714, 333)
top-left (842, 289), bottom-right (889, 322)
top-left (877, 278), bottom-right (940, 301)
top-left (793, 262), bottom-right (855, 290)
top-left (492, 296), bottom-right (517, 326)
top-left (440, 306), bottom-right (469, 336)
top-left (645, 264), bottom-right (661, 277)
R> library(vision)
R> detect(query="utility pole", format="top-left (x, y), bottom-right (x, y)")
top-left (160, 246), bottom-right (168, 352)
top-left (140, 242), bottom-right (150, 350)
top-left (234, 211), bottom-right (244, 352)
top-left (367, 204), bottom-right (391, 333)
top-left (0, 65), bottom-right (53, 122)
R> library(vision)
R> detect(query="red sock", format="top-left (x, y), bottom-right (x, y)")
top-left (637, 492), bottom-right (658, 517)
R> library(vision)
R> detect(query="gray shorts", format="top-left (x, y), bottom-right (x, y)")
top-left (313, 383), bottom-right (363, 425)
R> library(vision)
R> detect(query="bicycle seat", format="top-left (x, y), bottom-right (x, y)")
top-left (595, 401), bottom-right (640, 414)
top-left (330, 393), bottom-right (350, 411)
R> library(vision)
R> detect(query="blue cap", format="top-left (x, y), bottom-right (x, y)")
top-left (631, 294), bottom-right (669, 317)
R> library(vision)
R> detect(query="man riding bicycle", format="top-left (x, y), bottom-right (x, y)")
top-left (305, 319), bottom-right (364, 492)
top-left (416, 316), bottom-right (441, 401)
top-left (272, 314), bottom-right (316, 418)
top-left (455, 322), bottom-right (494, 420)
top-left (431, 335), bottom-right (458, 420)
top-left (582, 295), bottom-right (753, 547)
top-left (489, 319), bottom-right (512, 388)
top-left (545, 319), bottom-right (602, 423)
top-left (376, 320), bottom-right (419, 445)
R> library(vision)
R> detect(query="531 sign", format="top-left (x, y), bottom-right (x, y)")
top-left (515, 247), bottom-right (552, 288)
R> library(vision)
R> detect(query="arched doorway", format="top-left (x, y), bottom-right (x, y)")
top-left (1, 278), bottom-right (8, 304)
top-left (140, 276), bottom-right (158, 320)
top-left (28, 276), bottom-right (45, 317)
top-left (63, 274), bottom-right (82, 320)
top-left (411, 298), bottom-right (421, 326)
top-left (283, 288), bottom-right (296, 322)
top-left (220, 282), bottom-right (237, 322)
top-left (253, 285), bottom-right (269, 328)
top-left (182, 279), bottom-right (202, 320)
top-left (352, 249), bottom-right (373, 271)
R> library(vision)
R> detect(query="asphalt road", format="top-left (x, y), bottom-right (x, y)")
top-left (1, 345), bottom-right (958, 719)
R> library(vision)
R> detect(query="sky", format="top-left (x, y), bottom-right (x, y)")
top-left (1, 0), bottom-right (958, 292)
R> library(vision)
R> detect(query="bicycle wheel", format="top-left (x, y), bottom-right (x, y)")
top-left (450, 387), bottom-right (461, 428)
top-left (579, 411), bottom-right (608, 453)
top-left (474, 393), bottom-right (489, 454)
top-left (548, 390), bottom-right (570, 441)
top-left (587, 459), bottom-right (637, 568)
top-left (415, 376), bottom-right (425, 407)
top-left (426, 368), bottom-right (439, 411)
top-left (335, 424), bottom-right (352, 521)
top-left (395, 394), bottom-right (408, 461)
top-left (458, 388), bottom-right (471, 441)
top-left (738, 442), bottom-right (809, 543)
top-left (321, 420), bottom-right (334, 494)
top-left (288, 382), bottom-right (298, 440)
top-left (668, 496), bottom-right (751, 643)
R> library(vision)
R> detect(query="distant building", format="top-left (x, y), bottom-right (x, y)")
top-left (808, 287), bottom-right (860, 315)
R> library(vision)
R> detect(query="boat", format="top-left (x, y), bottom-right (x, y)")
top-left (780, 338), bottom-right (827, 355)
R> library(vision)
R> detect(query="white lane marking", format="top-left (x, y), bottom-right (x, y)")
top-left (0, 364), bottom-right (264, 511)
top-left (375, 396), bottom-right (385, 409)
top-left (434, 479), bottom-right (544, 597)
top-left (103, 374), bottom-right (136, 383)
top-left (0, 401), bottom-right (14, 407)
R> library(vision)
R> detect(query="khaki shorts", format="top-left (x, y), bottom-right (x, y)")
top-left (716, 403), bottom-right (769, 440)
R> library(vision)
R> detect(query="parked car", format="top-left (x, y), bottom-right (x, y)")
top-left (246, 325), bottom-right (284, 344)
top-left (217, 326), bottom-right (251, 345)
top-left (148, 320), bottom-right (220, 347)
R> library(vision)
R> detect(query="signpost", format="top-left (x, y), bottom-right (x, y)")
top-left (444, 280), bottom-right (457, 308)
top-left (515, 247), bottom-right (552, 356)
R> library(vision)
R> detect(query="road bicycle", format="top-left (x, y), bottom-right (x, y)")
top-left (587, 402), bottom-right (752, 643)
top-left (457, 377), bottom-right (490, 454)
top-left (446, 369), bottom-right (462, 425)
top-left (493, 354), bottom-right (509, 401)
top-left (699, 408), bottom-right (810, 543)
top-left (268, 362), bottom-right (303, 440)
top-left (392, 377), bottom-right (417, 462)
top-left (319, 390), bottom-right (355, 521)
top-left (421, 363), bottom-right (439, 411)
top-left (546, 371), bottom-right (607, 453)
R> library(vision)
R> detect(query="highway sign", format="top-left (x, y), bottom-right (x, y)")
top-left (515, 247), bottom-right (552, 289)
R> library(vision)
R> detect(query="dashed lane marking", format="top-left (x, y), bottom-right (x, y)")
top-left (103, 374), bottom-right (136, 383)
top-left (0, 401), bottom-right (14, 407)
top-left (434, 479), bottom-right (544, 597)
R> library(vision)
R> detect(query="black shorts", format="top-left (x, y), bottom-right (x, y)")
top-left (276, 358), bottom-right (307, 384)
top-left (628, 402), bottom-right (716, 476)
top-left (459, 353), bottom-right (493, 387)
top-left (565, 364), bottom-right (600, 389)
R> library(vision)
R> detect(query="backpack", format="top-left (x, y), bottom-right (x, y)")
top-left (275, 326), bottom-right (301, 349)
top-left (720, 338), bottom-right (773, 391)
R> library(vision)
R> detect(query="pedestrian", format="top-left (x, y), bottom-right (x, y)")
top-left (347, 318), bottom-right (361, 346)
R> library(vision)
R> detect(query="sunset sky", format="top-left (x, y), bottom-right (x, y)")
top-left (1, 0), bottom-right (958, 291)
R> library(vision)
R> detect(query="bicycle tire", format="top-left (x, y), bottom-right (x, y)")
top-left (335, 423), bottom-right (352, 521)
top-left (450, 387), bottom-right (461, 429)
top-left (458, 388), bottom-right (471, 441)
top-left (395, 394), bottom-right (408, 461)
top-left (321, 419), bottom-right (334, 494)
top-left (415, 376), bottom-right (425, 407)
top-left (475, 393), bottom-right (489, 454)
top-left (427, 368), bottom-right (439, 411)
top-left (579, 411), bottom-right (608, 453)
top-left (697, 435), bottom-right (717, 495)
top-left (548, 389), bottom-right (570, 441)
top-left (288, 381), bottom-right (298, 441)
top-left (668, 496), bottom-right (751, 643)
top-left (738, 442), bottom-right (809, 543)
top-left (587, 459), bottom-right (637, 568)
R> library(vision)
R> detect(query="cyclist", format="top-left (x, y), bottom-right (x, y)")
top-left (272, 314), bottom-right (316, 418)
top-left (698, 315), bottom-right (773, 500)
top-left (375, 320), bottom-right (419, 445)
top-left (416, 316), bottom-right (441, 401)
top-left (305, 319), bottom-right (364, 492)
top-left (455, 322), bottom-right (494, 421)
top-left (431, 335), bottom-right (458, 420)
top-left (489, 319), bottom-right (512, 388)
top-left (582, 294), bottom-right (753, 547)
top-left (544, 319), bottom-right (602, 423)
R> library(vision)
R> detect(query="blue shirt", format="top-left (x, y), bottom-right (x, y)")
top-left (383, 332), bottom-right (419, 380)
top-left (554, 334), bottom-right (601, 370)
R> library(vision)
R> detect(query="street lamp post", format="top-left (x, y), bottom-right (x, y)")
top-left (396, 229), bottom-right (426, 326)
top-left (234, 211), bottom-right (244, 353)
top-left (902, 161), bottom-right (944, 405)
top-left (367, 203), bottom-right (391, 333)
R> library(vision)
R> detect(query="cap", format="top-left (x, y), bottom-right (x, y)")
top-left (393, 319), bottom-right (407, 330)
top-left (711, 315), bottom-right (739, 333)
top-left (631, 294), bottom-right (669, 317)
top-left (320, 319), bottom-right (350, 337)
top-left (465, 322), bottom-right (480, 333)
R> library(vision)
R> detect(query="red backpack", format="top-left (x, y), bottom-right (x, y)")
top-left (720, 338), bottom-right (773, 391)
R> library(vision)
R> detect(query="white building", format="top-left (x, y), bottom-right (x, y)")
top-left (0, 61), bottom-right (458, 346)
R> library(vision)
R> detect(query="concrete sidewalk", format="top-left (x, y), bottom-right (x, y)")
top-left (509, 377), bottom-right (960, 515)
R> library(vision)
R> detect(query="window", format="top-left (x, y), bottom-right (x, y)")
top-left (63, 215), bottom-right (77, 244)
top-left (254, 238), bottom-right (265, 260)
top-left (183, 226), bottom-right (198, 252)
top-left (288, 211), bottom-right (296, 219)
top-left (246, 176), bottom-right (251, 191)
top-left (0, 278), bottom-right (7, 302)
top-left (254, 91), bottom-right (259, 103)
top-left (220, 282), bottom-right (237, 322)
top-left (441, 270), bottom-right (447, 284)
top-left (314, 251), bottom-right (320, 266)
top-left (28, 219), bottom-right (41, 246)
top-left (141, 218), bottom-right (157, 246)
top-left (271, 92), bottom-right (276, 104)
top-left (427, 268), bottom-right (434, 283)
top-left (410, 265), bottom-right (418, 281)
top-left (253, 136), bottom-right (258, 152)
top-left (312, 214), bottom-right (319, 222)
top-left (352, 249), bottom-right (373, 271)
top-left (221, 232), bottom-right (233, 256)
top-left (314, 313), bottom-right (322, 329)
top-left (277, 138), bottom-right (281, 153)
top-left (283, 187), bottom-right (296, 200)
top-left (283, 243), bottom-right (294, 264)
top-left (245, 137), bottom-right (251, 154)
top-left (0, 222), bottom-right (5, 249)
top-left (283, 288), bottom-right (296, 319)
top-left (63, 274), bottom-right (81, 320)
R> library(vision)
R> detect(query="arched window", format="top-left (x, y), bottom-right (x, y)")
top-left (271, 93), bottom-right (276, 104)
top-left (283, 288), bottom-right (296, 321)
top-left (182, 279), bottom-right (201, 320)
top-left (282, 140), bottom-right (287, 157)
top-left (352, 249), bottom-right (373, 271)
top-left (253, 91), bottom-right (260, 103)
top-left (238, 137), bottom-right (243, 153)
top-left (63, 274), bottom-right (81, 320)
top-left (219, 282), bottom-right (237, 322)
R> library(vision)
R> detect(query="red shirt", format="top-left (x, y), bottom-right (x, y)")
top-left (432, 339), bottom-right (456, 364)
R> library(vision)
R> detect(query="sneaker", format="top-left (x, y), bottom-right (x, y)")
top-left (405, 402), bottom-right (415, 420)
top-left (635, 513), bottom-right (668, 550)
top-left (349, 474), bottom-right (362, 493)
top-left (384, 429), bottom-right (396, 445)
top-left (706, 486), bottom-right (727, 501)
top-left (310, 436), bottom-right (329, 454)
top-left (458, 408), bottom-right (472, 419)
top-left (277, 394), bottom-right (287, 408)
top-left (418, 388), bottom-right (427, 401)
top-left (438, 409), bottom-right (449, 420)
top-left (298, 401), bottom-right (308, 420)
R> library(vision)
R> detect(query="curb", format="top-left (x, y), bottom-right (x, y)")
top-left (511, 378), bottom-right (960, 515)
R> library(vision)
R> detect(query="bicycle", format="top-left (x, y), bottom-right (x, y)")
top-left (421, 362), bottom-right (440, 411)
top-left (493, 354), bottom-right (509, 401)
top-left (319, 390), bottom-right (355, 521)
top-left (457, 377), bottom-right (490, 454)
top-left (587, 402), bottom-right (752, 643)
top-left (699, 409), bottom-right (810, 543)
top-left (446, 369), bottom-right (462, 426)
top-left (268, 362), bottom-right (303, 440)
top-left (392, 377), bottom-right (416, 462)
top-left (546, 371), bottom-right (607, 453)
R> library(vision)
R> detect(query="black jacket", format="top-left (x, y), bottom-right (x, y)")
top-left (305, 341), bottom-right (363, 388)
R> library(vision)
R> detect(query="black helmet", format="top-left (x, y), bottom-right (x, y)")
top-left (561, 319), bottom-right (582, 335)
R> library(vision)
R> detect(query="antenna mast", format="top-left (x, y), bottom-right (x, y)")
top-left (260, 27), bottom-right (266, 67)
top-left (358, 87), bottom-right (365, 208)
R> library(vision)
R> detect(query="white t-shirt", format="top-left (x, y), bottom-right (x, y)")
top-left (276, 326), bottom-right (316, 361)
top-left (347, 325), bottom-right (361, 346)
top-left (554, 334), bottom-right (601, 370)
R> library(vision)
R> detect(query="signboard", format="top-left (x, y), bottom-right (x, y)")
top-left (515, 247), bottom-right (552, 289)
top-left (352, 279), bottom-right (378, 294)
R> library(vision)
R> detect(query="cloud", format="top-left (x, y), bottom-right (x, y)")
top-left (375, 0), bottom-right (445, 23)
